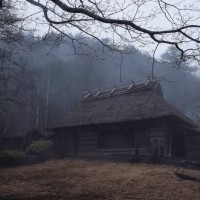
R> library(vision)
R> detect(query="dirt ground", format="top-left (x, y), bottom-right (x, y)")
top-left (0, 159), bottom-right (200, 200)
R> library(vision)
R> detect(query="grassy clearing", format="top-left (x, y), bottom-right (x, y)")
top-left (0, 159), bottom-right (200, 199)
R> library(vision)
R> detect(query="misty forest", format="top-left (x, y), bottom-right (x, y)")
top-left (1, 34), bottom-right (200, 136)
top-left (2, 0), bottom-right (200, 199)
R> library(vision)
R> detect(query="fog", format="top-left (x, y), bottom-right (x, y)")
top-left (0, 34), bottom-right (199, 136)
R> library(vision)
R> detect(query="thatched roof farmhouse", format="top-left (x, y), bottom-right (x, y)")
top-left (48, 80), bottom-right (200, 158)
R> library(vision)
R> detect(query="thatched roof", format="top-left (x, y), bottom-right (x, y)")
top-left (48, 81), bottom-right (196, 130)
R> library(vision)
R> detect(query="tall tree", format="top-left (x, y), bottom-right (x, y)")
top-left (0, 0), bottom-right (23, 108)
top-left (0, 0), bottom-right (22, 42)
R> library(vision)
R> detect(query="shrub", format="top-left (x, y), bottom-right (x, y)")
top-left (0, 150), bottom-right (26, 166)
top-left (26, 140), bottom-right (53, 161)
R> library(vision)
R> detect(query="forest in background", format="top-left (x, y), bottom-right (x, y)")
top-left (0, 34), bottom-right (200, 136)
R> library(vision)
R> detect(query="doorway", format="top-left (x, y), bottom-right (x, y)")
top-left (171, 132), bottom-right (185, 157)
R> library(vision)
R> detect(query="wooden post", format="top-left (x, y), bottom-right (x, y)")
top-left (169, 131), bottom-right (172, 157)
top-left (135, 138), bottom-right (139, 156)
top-left (184, 128), bottom-right (187, 158)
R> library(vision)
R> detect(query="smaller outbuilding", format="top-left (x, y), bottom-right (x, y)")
top-left (0, 129), bottom-right (46, 151)
top-left (48, 80), bottom-right (200, 158)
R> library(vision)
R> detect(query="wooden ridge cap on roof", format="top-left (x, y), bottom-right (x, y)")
top-left (82, 79), bottom-right (158, 102)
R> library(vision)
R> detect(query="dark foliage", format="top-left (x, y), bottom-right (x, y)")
top-left (0, 150), bottom-right (26, 166)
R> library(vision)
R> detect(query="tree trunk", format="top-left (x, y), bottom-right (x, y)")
top-left (45, 66), bottom-right (51, 127)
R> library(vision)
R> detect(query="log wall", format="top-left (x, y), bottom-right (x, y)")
top-left (78, 130), bottom-right (97, 155)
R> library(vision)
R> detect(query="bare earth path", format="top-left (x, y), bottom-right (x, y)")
top-left (0, 159), bottom-right (200, 200)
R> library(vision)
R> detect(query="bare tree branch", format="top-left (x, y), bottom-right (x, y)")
top-left (25, 0), bottom-right (200, 64)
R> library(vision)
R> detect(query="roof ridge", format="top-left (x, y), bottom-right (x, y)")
top-left (82, 79), bottom-right (158, 102)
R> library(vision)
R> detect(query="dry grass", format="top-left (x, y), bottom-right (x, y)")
top-left (0, 159), bottom-right (200, 200)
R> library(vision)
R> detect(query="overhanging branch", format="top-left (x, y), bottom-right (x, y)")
top-left (26, 0), bottom-right (200, 62)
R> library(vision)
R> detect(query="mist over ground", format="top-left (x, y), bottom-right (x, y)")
top-left (0, 34), bottom-right (199, 136)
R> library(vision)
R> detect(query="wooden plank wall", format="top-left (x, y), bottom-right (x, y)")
top-left (78, 130), bottom-right (97, 155)
top-left (186, 132), bottom-right (200, 158)
top-left (52, 131), bottom-right (75, 156)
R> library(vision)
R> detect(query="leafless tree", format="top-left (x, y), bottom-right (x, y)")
top-left (0, 0), bottom-right (25, 136)
top-left (0, 0), bottom-right (23, 45)
top-left (0, 0), bottom-right (24, 92)
top-left (0, 0), bottom-right (23, 87)
top-left (25, 0), bottom-right (200, 66)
